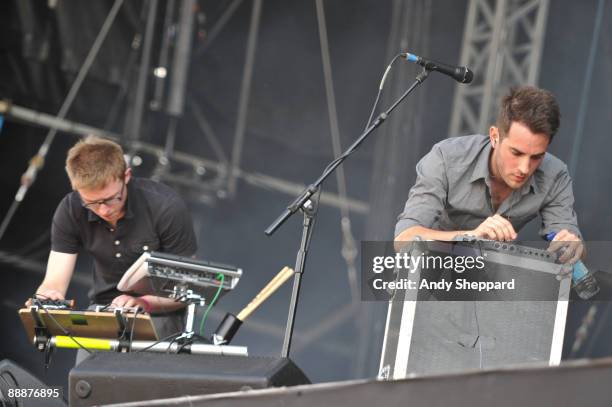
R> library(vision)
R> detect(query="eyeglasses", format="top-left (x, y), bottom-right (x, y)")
top-left (81, 182), bottom-right (125, 210)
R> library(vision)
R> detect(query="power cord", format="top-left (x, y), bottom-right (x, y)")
top-left (199, 273), bottom-right (225, 335)
top-left (134, 331), bottom-right (182, 353)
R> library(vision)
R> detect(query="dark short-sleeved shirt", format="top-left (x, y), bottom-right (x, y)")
top-left (395, 135), bottom-right (582, 239)
top-left (51, 177), bottom-right (198, 303)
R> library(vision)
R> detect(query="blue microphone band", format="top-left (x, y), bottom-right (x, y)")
top-left (404, 52), bottom-right (419, 63)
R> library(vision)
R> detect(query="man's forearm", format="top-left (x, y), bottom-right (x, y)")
top-left (394, 226), bottom-right (468, 250)
top-left (35, 251), bottom-right (78, 299)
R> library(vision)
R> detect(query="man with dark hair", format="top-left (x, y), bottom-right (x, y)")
top-left (395, 86), bottom-right (582, 261)
top-left (391, 86), bottom-right (583, 375)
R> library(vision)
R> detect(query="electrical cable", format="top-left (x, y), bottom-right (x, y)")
top-left (31, 295), bottom-right (92, 354)
top-left (363, 53), bottom-right (403, 131)
top-left (198, 273), bottom-right (225, 335)
top-left (166, 336), bottom-right (177, 353)
top-left (97, 302), bottom-right (114, 312)
top-left (135, 331), bottom-right (181, 353)
top-left (128, 306), bottom-right (140, 351)
top-left (320, 52), bottom-right (403, 178)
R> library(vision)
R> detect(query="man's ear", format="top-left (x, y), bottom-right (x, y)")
top-left (489, 126), bottom-right (499, 147)
top-left (124, 167), bottom-right (132, 184)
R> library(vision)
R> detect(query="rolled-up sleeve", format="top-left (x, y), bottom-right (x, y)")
top-left (539, 166), bottom-right (582, 239)
top-left (395, 144), bottom-right (448, 237)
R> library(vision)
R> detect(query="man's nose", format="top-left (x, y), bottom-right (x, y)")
top-left (518, 157), bottom-right (530, 175)
top-left (98, 203), bottom-right (112, 216)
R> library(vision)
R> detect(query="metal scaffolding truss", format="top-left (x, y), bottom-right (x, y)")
top-left (448, 0), bottom-right (550, 137)
top-left (0, 0), bottom-right (368, 234)
top-left (0, 101), bottom-right (368, 214)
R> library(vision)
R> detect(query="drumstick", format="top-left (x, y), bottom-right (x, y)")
top-left (212, 266), bottom-right (294, 345)
top-left (237, 266), bottom-right (294, 321)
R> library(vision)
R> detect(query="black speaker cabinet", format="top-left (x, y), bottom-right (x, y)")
top-left (0, 359), bottom-right (66, 407)
top-left (69, 352), bottom-right (310, 406)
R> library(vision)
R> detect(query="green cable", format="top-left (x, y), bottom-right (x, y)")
top-left (199, 273), bottom-right (225, 335)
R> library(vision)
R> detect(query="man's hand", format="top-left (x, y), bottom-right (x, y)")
top-left (470, 214), bottom-right (517, 241)
top-left (24, 289), bottom-right (65, 307)
top-left (547, 229), bottom-right (584, 265)
top-left (111, 294), bottom-right (151, 313)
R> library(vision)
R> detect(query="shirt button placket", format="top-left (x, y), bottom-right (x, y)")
top-left (114, 239), bottom-right (121, 259)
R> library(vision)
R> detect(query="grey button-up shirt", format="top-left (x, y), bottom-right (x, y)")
top-left (395, 135), bottom-right (581, 239)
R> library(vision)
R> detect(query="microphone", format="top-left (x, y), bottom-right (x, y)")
top-left (402, 52), bottom-right (473, 84)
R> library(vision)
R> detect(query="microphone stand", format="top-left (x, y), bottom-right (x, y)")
top-left (265, 68), bottom-right (430, 359)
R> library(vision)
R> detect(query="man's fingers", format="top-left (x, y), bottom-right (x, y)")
top-left (479, 215), bottom-right (516, 241)
top-left (491, 215), bottom-right (517, 240)
top-left (489, 217), bottom-right (514, 241)
top-left (36, 291), bottom-right (64, 301)
top-left (111, 295), bottom-right (142, 309)
top-left (476, 224), bottom-right (499, 240)
top-left (124, 298), bottom-right (139, 308)
top-left (484, 218), bottom-right (505, 240)
top-left (567, 252), bottom-right (582, 265)
top-left (547, 240), bottom-right (565, 253)
top-left (547, 232), bottom-right (584, 265)
top-left (574, 243), bottom-right (584, 260)
top-left (111, 294), bottom-right (130, 308)
top-left (557, 246), bottom-right (575, 263)
top-left (482, 225), bottom-right (499, 240)
top-left (564, 242), bottom-right (583, 264)
top-left (26, 290), bottom-right (65, 307)
top-left (490, 225), bottom-right (504, 240)
top-left (474, 215), bottom-right (519, 241)
top-left (504, 219), bottom-right (517, 239)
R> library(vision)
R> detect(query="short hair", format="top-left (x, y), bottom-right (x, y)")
top-left (496, 86), bottom-right (560, 140)
top-left (65, 136), bottom-right (126, 190)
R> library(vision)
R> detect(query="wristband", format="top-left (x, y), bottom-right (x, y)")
top-left (139, 297), bottom-right (152, 313)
